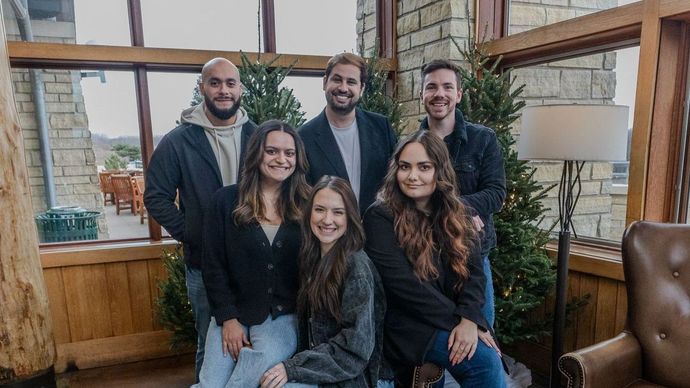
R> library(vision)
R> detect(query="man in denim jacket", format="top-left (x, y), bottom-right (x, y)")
top-left (418, 59), bottom-right (506, 333)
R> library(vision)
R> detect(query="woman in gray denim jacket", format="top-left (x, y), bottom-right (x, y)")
top-left (261, 176), bottom-right (386, 388)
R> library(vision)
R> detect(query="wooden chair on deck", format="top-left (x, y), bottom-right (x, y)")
top-left (131, 175), bottom-right (147, 224)
top-left (111, 174), bottom-right (135, 215)
top-left (98, 171), bottom-right (115, 205)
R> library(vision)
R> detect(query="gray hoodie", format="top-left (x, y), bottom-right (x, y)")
top-left (180, 103), bottom-right (250, 186)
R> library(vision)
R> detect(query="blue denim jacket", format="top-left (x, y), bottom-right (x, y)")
top-left (283, 250), bottom-right (386, 387)
top-left (420, 110), bottom-right (506, 256)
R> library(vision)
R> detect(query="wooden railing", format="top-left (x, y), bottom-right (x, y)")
top-left (40, 241), bottom-right (188, 372)
top-left (506, 248), bottom-right (627, 377)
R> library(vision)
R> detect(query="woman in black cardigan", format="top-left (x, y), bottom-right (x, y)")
top-left (363, 130), bottom-right (505, 387)
top-left (197, 120), bottom-right (311, 388)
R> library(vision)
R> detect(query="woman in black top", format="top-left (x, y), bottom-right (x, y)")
top-left (260, 176), bottom-right (386, 388)
top-left (197, 120), bottom-right (311, 388)
top-left (363, 130), bottom-right (505, 387)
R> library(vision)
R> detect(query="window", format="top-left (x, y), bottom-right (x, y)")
top-left (12, 67), bottom-right (148, 243)
top-left (2, 0), bottom-right (131, 45)
top-left (510, 46), bottom-right (639, 243)
top-left (275, 0), bottom-right (359, 55)
top-left (3, 0), bottom-right (387, 246)
top-left (508, 0), bottom-right (640, 35)
top-left (140, 0), bottom-right (261, 51)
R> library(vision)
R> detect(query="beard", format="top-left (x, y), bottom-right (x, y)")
top-left (326, 91), bottom-right (359, 115)
top-left (204, 93), bottom-right (241, 121)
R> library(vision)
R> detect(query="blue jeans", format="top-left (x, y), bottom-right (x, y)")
top-left (427, 330), bottom-right (506, 388)
top-left (444, 256), bottom-right (497, 388)
top-left (195, 314), bottom-right (298, 388)
top-left (186, 265), bottom-right (211, 383)
top-left (482, 255), bottom-right (495, 329)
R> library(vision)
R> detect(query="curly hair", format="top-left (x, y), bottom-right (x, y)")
top-left (378, 129), bottom-right (476, 287)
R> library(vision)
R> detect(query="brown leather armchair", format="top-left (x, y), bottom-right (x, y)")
top-left (559, 221), bottom-right (690, 388)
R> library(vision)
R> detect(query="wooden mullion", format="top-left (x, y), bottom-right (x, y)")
top-left (7, 42), bottom-right (391, 72)
top-left (376, 0), bottom-right (396, 58)
top-left (676, 25), bottom-right (690, 222)
top-left (477, 0), bottom-right (507, 42)
top-left (127, 0), bottom-right (145, 47)
top-left (133, 68), bottom-right (161, 241)
top-left (483, 2), bottom-right (644, 64)
top-left (642, 20), bottom-right (689, 222)
top-left (626, 0), bottom-right (663, 224)
top-left (261, 0), bottom-right (276, 53)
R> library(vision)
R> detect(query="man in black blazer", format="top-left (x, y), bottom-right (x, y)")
top-left (299, 52), bottom-right (398, 214)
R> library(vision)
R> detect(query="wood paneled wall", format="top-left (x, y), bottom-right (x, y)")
top-left (40, 242), bottom-right (187, 372)
top-left (509, 267), bottom-right (628, 377)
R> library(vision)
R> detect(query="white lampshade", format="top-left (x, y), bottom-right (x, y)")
top-left (518, 104), bottom-right (629, 161)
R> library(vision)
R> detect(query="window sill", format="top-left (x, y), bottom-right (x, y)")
top-left (40, 238), bottom-right (179, 269)
top-left (545, 241), bottom-right (624, 281)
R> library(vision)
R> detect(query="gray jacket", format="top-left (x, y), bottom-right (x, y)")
top-left (283, 250), bottom-right (385, 388)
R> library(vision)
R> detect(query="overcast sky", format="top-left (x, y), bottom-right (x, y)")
top-left (75, 0), bottom-right (358, 138)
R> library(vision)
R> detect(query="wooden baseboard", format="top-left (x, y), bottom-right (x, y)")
top-left (55, 330), bottom-right (193, 373)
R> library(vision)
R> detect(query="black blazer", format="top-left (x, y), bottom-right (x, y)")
top-left (299, 108), bottom-right (397, 214)
top-left (202, 185), bottom-right (301, 326)
top-left (144, 121), bottom-right (256, 269)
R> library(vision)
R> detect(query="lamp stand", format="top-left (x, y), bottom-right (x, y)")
top-left (549, 160), bottom-right (584, 388)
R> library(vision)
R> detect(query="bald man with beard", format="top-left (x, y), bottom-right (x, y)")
top-left (145, 58), bottom-right (257, 382)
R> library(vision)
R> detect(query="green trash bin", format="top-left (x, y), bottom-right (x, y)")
top-left (35, 206), bottom-right (102, 243)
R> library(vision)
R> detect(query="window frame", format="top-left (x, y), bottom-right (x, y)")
top-left (5, 0), bottom-right (397, 249)
top-left (479, 0), bottom-right (690, 269)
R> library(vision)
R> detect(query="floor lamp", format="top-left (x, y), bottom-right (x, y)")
top-left (517, 104), bottom-right (629, 387)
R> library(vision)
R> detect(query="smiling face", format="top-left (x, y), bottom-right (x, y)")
top-left (259, 130), bottom-right (296, 187)
top-left (310, 187), bottom-right (348, 255)
top-left (396, 142), bottom-right (437, 211)
top-left (199, 60), bottom-right (242, 125)
top-left (421, 68), bottom-right (462, 123)
top-left (323, 63), bottom-right (364, 115)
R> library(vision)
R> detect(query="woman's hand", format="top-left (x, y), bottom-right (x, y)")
top-left (448, 318), bottom-right (478, 366)
top-left (222, 319), bottom-right (250, 360)
top-left (478, 329), bottom-right (501, 357)
top-left (260, 363), bottom-right (288, 388)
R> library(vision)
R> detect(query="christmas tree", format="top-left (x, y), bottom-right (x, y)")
top-left (455, 38), bottom-right (557, 344)
top-left (238, 52), bottom-right (306, 128)
top-left (358, 47), bottom-right (404, 136)
top-left (155, 246), bottom-right (196, 350)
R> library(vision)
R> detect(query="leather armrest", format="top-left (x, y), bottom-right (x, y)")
top-left (558, 331), bottom-right (642, 388)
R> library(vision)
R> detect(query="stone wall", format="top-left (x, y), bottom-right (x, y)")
top-left (3, 11), bottom-right (107, 237)
top-left (511, 51), bottom-right (619, 240)
top-left (356, 0), bottom-right (624, 241)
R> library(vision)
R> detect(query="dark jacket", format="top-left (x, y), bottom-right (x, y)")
top-left (283, 251), bottom-right (385, 388)
top-left (144, 121), bottom-right (256, 269)
top-left (363, 202), bottom-right (487, 367)
top-left (299, 108), bottom-right (397, 214)
top-left (201, 185), bottom-right (300, 326)
top-left (420, 110), bottom-right (506, 257)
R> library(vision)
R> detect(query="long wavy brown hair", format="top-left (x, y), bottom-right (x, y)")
top-left (378, 129), bottom-right (476, 287)
top-left (233, 120), bottom-right (311, 225)
top-left (297, 176), bottom-right (365, 322)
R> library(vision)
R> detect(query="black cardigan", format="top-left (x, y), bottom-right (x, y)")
top-left (144, 121), bottom-right (256, 269)
top-left (202, 185), bottom-right (301, 326)
top-left (363, 202), bottom-right (487, 367)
